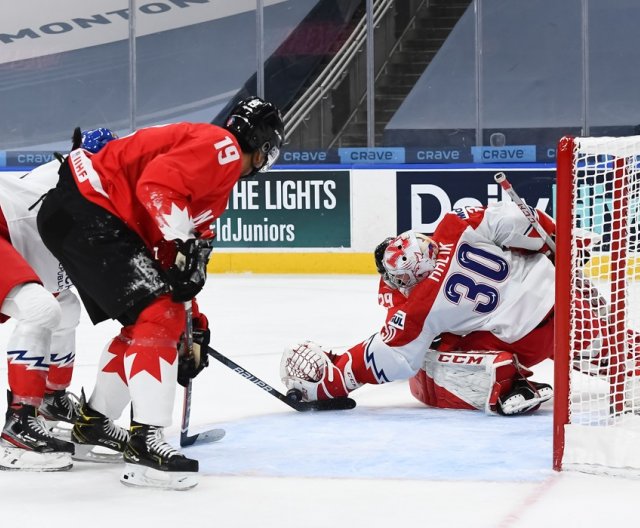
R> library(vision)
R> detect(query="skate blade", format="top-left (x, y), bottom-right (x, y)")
top-left (72, 443), bottom-right (123, 464)
top-left (44, 420), bottom-right (73, 441)
top-left (0, 443), bottom-right (72, 471)
top-left (500, 393), bottom-right (550, 415)
top-left (120, 463), bottom-right (198, 491)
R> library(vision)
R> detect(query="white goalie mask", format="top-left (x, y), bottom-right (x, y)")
top-left (381, 231), bottom-right (439, 290)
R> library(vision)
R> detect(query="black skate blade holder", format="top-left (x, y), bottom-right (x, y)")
top-left (206, 346), bottom-right (356, 412)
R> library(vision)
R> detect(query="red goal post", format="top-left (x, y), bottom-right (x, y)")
top-left (554, 136), bottom-right (640, 476)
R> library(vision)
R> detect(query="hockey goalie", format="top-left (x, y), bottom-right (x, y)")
top-left (281, 200), bottom-right (629, 415)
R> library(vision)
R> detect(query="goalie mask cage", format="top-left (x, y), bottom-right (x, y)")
top-left (555, 136), bottom-right (640, 476)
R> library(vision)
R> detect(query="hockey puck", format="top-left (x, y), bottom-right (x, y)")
top-left (287, 389), bottom-right (303, 402)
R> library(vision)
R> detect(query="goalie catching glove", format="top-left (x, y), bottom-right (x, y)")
top-left (280, 341), bottom-right (361, 401)
top-left (166, 237), bottom-right (214, 302)
top-left (177, 315), bottom-right (210, 387)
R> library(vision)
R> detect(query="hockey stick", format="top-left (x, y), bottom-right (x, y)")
top-left (180, 301), bottom-right (226, 447)
top-left (494, 172), bottom-right (608, 319)
top-left (206, 346), bottom-right (357, 412)
top-left (494, 172), bottom-right (556, 251)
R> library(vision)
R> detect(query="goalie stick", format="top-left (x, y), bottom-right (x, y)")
top-left (206, 346), bottom-right (357, 412)
top-left (494, 172), bottom-right (556, 251)
top-left (494, 172), bottom-right (609, 320)
top-left (180, 300), bottom-right (226, 447)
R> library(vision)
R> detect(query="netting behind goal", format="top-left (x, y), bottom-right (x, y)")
top-left (555, 136), bottom-right (640, 476)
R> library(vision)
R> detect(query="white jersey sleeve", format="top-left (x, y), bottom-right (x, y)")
top-left (474, 200), bottom-right (551, 252)
top-left (0, 161), bottom-right (70, 292)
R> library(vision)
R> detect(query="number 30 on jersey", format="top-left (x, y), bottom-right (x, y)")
top-left (444, 243), bottom-right (509, 314)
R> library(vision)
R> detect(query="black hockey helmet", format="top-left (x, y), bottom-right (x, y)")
top-left (374, 236), bottom-right (394, 276)
top-left (224, 96), bottom-right (284, 173)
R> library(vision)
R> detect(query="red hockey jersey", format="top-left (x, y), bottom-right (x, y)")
top-left (67, 123), bottom-right (243, 248)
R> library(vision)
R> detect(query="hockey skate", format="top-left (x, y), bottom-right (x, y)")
top-left (39, 389), bottom-right (80, 424)
top-left (1, 399), bottom-right (75, 471)
top-left (497, 378), bottom-right (553, 415)
top-left (71, 393), bottom-right (128, 463)
top-left (39, 389), bottom-right (81, 439)
top-left (120, 422), bottom-right (199, 490)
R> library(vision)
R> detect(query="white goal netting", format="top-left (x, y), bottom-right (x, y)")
top-left (556, 136), bottom-right (640, 476)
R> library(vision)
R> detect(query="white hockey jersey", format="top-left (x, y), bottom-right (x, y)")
top-left (350, 201), bottom-right (555, 383)
top-left (0, 160), bottom-right (70, 293)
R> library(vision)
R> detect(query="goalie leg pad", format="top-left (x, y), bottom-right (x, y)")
top-left (409, 369), bottom-right (477, 410)
top-left (411, 350), bottom-right (551, 415)
top-left (413, 350), bottom-right (516, 412)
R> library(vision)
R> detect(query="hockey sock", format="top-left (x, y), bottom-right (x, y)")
top-left (124, 296), bottom-right (183, 427)
top-left (46, 288), bottom-right (80, 391)
top-left (6, 323), bottom-right (52, 407)
top-left (89, 327), bottom-right (133, 419)
top-left (45, 365), bottom-right (73, 392)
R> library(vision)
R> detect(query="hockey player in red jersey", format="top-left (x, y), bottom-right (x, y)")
top-left (281, 201), bottom-right (591, 415)
top-left (37, 97), bottom-right (284, 489)
top-left (0, 128), bottom-right (116, 471)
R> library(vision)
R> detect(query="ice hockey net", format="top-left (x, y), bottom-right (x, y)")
top-left (555, 136), bottom-right (640, 476)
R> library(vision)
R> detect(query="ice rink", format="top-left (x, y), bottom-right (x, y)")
top-left (1, 274), bottom-right (639, 527)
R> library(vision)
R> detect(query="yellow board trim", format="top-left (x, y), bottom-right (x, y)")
top-left (583, 255), bottom-right (640, 280)
top-left (207, 253), bottom-right (377, 274)
top-left (208, 252), bottom-right (640, 277)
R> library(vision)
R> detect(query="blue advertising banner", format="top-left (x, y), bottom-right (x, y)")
top-left (338, 147), bottom-right (406, 164)
top-left (470, 145), bottom-right (537, 163)
top-left (395, 168), bottom-right (556, 234)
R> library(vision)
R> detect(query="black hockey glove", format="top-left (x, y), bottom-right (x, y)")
top-left (177, 323), bottom-right (210, 388)
top-left (166, 238), bottom-right (214, 302)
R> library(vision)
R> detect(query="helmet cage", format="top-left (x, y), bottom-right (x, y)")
top-left (382, 232), bottom-right (439, 290)
top-left (258, 143), bottom-right (281, 173)
top-left (374, 236), bottom-right (395, 283)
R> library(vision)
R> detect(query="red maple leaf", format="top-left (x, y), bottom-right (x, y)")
top-left (128, 346), bottom-right (177, 382)
top-left (102, 335), bottom-right (130, 385)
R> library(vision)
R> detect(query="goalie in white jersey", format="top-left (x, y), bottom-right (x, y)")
top-left (281, 201), bottom-right (603, 415)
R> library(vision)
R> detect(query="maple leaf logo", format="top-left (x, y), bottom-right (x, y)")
top-left (128, 347), bottom-right (177, 382)
top-left (103, 349), bottom-right (127, 384)
top-left (102, 333), bottom-right (130, 384)
top-left (159, 203), bottom-right (196, 241)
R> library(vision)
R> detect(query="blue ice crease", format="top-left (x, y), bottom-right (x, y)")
top-left (181, 405), bottom-right (554, 482)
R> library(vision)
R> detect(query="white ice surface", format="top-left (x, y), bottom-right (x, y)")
top-left (1, 274), bottom-right (639, 527)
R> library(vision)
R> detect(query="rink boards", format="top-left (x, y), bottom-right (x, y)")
top-left (8, 163), bottom-right (639, 275)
